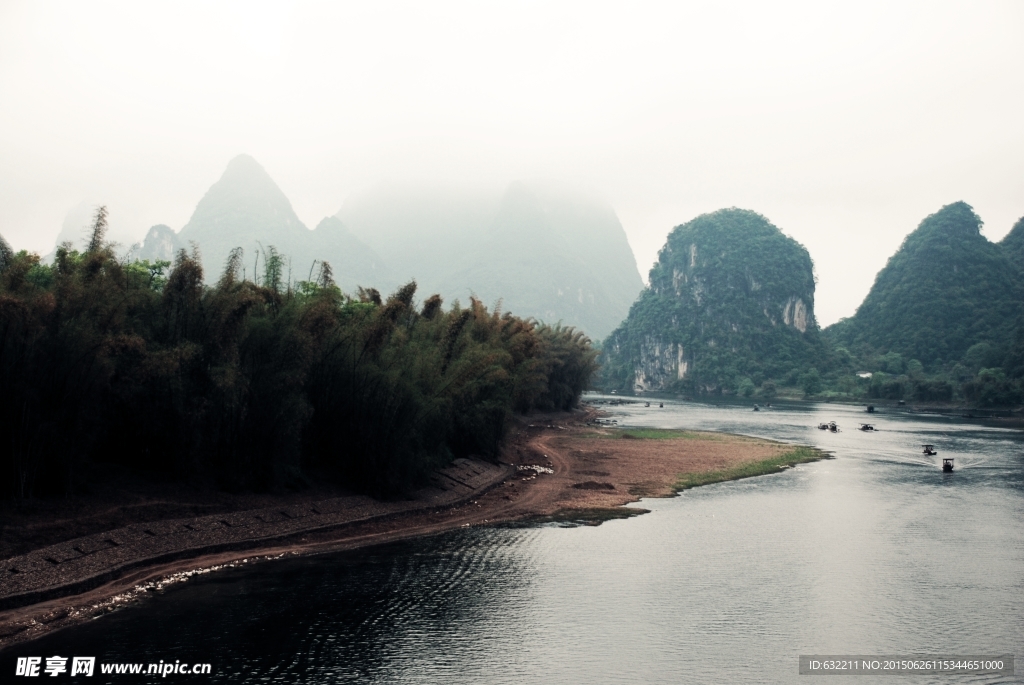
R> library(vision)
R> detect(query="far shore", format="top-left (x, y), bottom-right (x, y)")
top-left (0, 409), bottom-right (827, 650)
top-left (591, 392), bottom-right (1024, 426)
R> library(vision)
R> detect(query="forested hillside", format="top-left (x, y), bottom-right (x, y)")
top-left (602, 209), bottom-right (829, 396)
top-left (825, 202), bottom-right (1024, 406)
top-left (827, 202), bottom-right (1021, 366)
top-left (599, 202), bottom-right (1023, 408)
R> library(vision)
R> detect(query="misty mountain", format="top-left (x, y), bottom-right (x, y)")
top-left (132, 155), bottom-right (642, 339)
top-left (305, 215), bottom-right (387, 285)
top-left (159, 154), bottom-right (386, 290)
top-left (176, 154), bottom-right (309, 279)
top-left (337, 181), bottom-right (644, 339)
top-left (825, 202), bottom-right (1023, 366)
top-left (335, 183), bottom-right (498, 286)
top-left (601, 209), bottom-right (826, 394)
top-left (136, 224), bottom-right (180, 262)
top-left (44, 202), bottom-right (96, 263)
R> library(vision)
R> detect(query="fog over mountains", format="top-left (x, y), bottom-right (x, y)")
top-left (128, 155), bottom-right (643, 340)
top-left (337, 181), bottom-right (644, 339)
top-left (152, 154), bottom-right (388, 290)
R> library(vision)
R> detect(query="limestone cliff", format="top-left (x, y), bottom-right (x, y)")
top-left (602, 208), bottom-right (825, 394)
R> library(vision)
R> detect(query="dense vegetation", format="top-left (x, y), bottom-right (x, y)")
top-left (827, 203), bottom-right (1021, 365)
top-left (823, 202), bottom-right (1024, 407)
top-left (0, 210), bottom-right (598, 500)
top-left (601, 209), bottom-right (831, 396)
top-left (599, 204), bottom-right (1023, 408)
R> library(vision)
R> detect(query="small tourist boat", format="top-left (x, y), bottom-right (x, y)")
top-left (942, 457), bottom-right (954, 472)
top-left (817, 422), bottom-right (829, 430)
top-left (922, 444), bottom-right (937, 456)
top-left (828, 421), bottom-right (840, 433)
top-left (645, 402), bottom-right (650, 407)
top-left (753, 404), bottom-right (760, 411)
top-left (866, 405), bottom-right (875, 413)
top-left (858, 423), bottom-right (875, 431)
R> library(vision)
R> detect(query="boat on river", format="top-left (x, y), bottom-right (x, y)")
top-left (858, 423), bottom-right (876, 431)
top-left (922, 444), bottom-right (937, 456)
top-left (817, 421), bottom-right (840, 432)
top-left (942, 457), bottom-right (954, 472)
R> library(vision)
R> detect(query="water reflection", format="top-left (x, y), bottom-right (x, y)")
top-left (7, 399), bottom-right (1023, 684)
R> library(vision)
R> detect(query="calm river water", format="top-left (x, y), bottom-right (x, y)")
top-left (8, 399), bottom-right (1024, 683)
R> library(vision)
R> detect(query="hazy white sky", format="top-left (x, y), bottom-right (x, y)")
top-left (1, 0), bottom-right (1022, 325)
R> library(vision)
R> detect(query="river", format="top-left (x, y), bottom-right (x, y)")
top-left (9, 399), bottom-right (1024, 683)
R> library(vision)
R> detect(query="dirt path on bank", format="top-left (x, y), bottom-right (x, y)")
top-left (0, 409), bottom-right (818, 650)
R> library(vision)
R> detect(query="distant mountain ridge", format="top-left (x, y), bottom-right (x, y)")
top-left (336, 180), bottom-right (644, 339)
top-left (143, 154), bottom-right (386, 291)
top-left (134, 155), bottom-right (643, 339)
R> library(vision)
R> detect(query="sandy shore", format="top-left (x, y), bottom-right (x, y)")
top-left (0, 410), bottom-right (825, 650)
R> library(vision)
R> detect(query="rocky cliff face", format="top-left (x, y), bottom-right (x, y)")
top-left (602, 208), bottom-right (825, 394)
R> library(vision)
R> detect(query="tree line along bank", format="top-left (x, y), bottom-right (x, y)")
top-left (0, 210), bottom-right (597, 500)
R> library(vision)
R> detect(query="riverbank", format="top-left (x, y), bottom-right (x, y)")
top-left (0, 410), bottom-right (827, 650)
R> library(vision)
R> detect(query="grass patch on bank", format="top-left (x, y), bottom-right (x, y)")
top-left (673, 446), bottom-right (828, 491)
top-left (584, 428), bottom-right (723, 441)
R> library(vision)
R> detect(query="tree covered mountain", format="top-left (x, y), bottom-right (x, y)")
top-left (826, 202), bottom-right (1023, 367)
top-left (602, 208), bottom-right (828, 395)
top-left (999, 215), bottom-right (1024, 270)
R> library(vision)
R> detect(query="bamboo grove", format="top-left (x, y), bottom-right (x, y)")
top-left (0, 210), bottom-right (599, 499)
